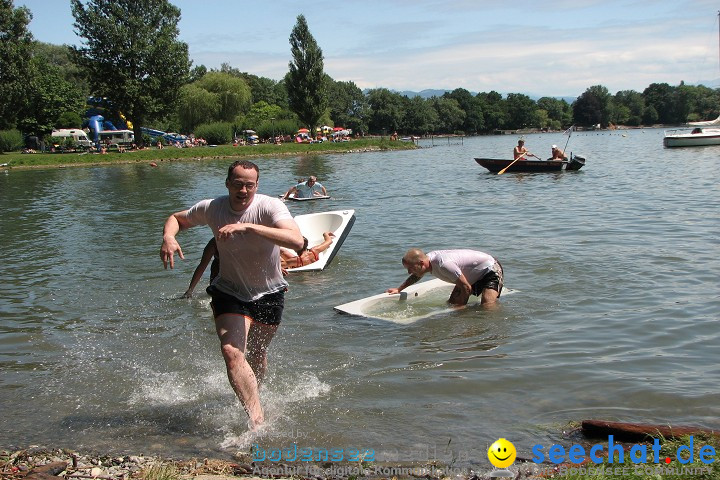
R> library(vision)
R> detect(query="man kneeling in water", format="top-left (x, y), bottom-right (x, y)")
top-left (386, 248), bottom-right (504, 307)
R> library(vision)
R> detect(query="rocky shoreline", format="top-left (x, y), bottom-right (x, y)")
top-left (1, 446), bottom-right (557, 480)
top-left (5, 422), bottom-right (719, 480)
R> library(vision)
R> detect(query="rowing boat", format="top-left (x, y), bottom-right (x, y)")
top-left (474, 155), bottom-right (586, 173)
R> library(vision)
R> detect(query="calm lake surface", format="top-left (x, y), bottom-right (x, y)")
top-left (1, 128), bottom-right (718, 465)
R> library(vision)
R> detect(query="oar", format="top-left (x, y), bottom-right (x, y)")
top-left (498, 153), bottom-right (526, 175)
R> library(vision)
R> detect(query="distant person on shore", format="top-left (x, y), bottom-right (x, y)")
top-left (283, 176), bottom-right (327, 199)
top-left (160, 160), bottom-right (304, 429)
top-left (513, 139), bottom-right (539, 160)
top-left (279, 232), bottom-right (335, 271)
top-left (386, 248), bottom-right (504, 307)
top-left (550, 145), bottom-right (566, 161)
top-left (181, 238), bottom-right (219, 298)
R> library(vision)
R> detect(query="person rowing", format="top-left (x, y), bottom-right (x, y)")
top-left (513, 139), bottom-right (540, 160)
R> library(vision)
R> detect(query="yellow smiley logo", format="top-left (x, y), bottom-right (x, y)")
top-left (487, 438), bottom-right (517, 469)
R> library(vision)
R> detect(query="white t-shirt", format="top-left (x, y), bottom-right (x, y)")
top-left (185, 194), bottom-right (292, 301)
top-left (426, 249), bottom-right (496, 285)
top-left (295, 181), bottom-right (324, 198)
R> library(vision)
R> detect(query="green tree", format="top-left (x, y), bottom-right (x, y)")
top-left (613, 90), bottom-right (645, 126)
top-left (327, 78), bottom-right (370, 135)
top-left (444, 89), bottom-right (484, 133)
top-left (0, 0), bottom-right (34, 130)
top-left (534, 109), bottom-right (552, 130)
top-left (367, 88), bottom-right (405, 134)
top-left (177, 83), bottom-right (219, 133)
top-left (56, 111), bottom-right (83, 129)
top-left (692, 85), bottom-right (720, 121)
top-left (287, 14), bottom-right (327, 134)
top-left (240, 72), bottom-right (286, 107)
top-left (188, 64), bottom-right (207, 83)
top-left (16, 56), bottom-right (86, 136)
top-left (505, 93), bottom-right (537, 129)
top-left (33, 41), bottom-right (90, 94)
top-left (642, 105), bottom-right (659, 125)
top-left (476, 91), bottom-right (507, 131)
top-left (642, 83), bottom-right (676, 124)
top-left (196, 71), bottom-right (252, 122)
top-left (402, 96), bottom-right (437, 134)
top-left (241, 101), bottom-right (283, 129)
top-left (430, 97), bottom-right (465, 133)
top-left (674, 82), bottom-right (698, 123)
top-left (70, 0), bottom-right (190, 145)
top-left (537, 97), bottom-right (572, 127)
top-left (573, 85), bottom-right (611, 127)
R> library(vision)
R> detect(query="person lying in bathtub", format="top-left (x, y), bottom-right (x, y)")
top-left (280, 232), bottom-right (335, 270)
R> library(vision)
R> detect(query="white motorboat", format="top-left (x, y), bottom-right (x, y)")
top-left (288, 209), bottom-right (355, 272)
top-left (334, 278), bottom-right (515, 324)
top-left (663, 123), bottom-right (720, 148)
top-left (663, 13), bottom-right (720, 148)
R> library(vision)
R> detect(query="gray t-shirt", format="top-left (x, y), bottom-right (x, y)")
top-left (186, 194), bottom-right (292, 301)
top-left (427, 249), bottom-right (496, 285)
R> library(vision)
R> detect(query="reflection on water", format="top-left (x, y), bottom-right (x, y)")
top-left (1, 129), bottom-right (719, 463)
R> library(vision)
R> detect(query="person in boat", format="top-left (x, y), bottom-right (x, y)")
top-left (279, 232), bottom-right (335, 271)
top-left (181, 238), bottom-right (219, 298)
top-left (386, 248), bottom-right (504, 307)
top-left (160, 160), bottom-right (304, 429)
top-left (282, 175), bottom-right (327, 199)
top-left (550, 145), bottom-right (567, 161)
top-left (513, 139), bottom-right (539, 160)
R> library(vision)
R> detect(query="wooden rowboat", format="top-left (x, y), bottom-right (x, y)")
top-left (474, 155), bottom-right (586, 173)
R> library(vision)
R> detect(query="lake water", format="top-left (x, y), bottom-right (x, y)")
top-left (1, 128), bottom-right (718, 467)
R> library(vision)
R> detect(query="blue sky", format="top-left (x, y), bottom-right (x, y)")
top-left (17, 0), bottom-right (720, 97)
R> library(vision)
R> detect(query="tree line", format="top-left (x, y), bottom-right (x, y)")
top-left (1, 0), bottom-right (719, 151)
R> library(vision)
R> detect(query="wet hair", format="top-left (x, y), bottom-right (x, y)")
top-left (295, 237), bottom-right (309, 255)
top-left (227, 160), bottom-right (259, 181)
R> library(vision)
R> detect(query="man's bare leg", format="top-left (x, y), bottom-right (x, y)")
top-left (246, 322), bottom-right (279, 385)
top-left (214, 313), bottom-right (264, 428)
top-left (480, 288), bottom-right (500, 308)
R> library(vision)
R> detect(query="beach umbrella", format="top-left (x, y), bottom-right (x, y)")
top-left (298, 128), bottom-right (309, 133)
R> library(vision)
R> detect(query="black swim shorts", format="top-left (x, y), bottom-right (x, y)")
top-left (470, 259), bottom-right (504, 297)
top-left (206, 286), bottom-right (285, 325)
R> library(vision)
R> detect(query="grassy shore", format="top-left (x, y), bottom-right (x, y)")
top-left (0, 138), bottom-right (416, 170)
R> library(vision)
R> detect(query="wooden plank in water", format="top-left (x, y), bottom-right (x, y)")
top-left (581, 419), bottom-right (717, 441)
